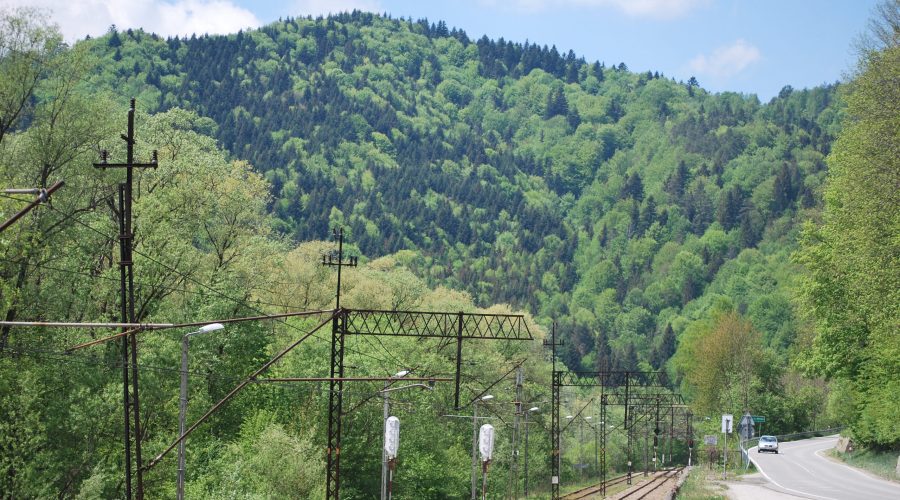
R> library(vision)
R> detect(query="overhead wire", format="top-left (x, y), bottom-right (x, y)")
top-left (32, 202), bottom-right (397, 369)
top-left (0, 345), bottom-right (370, 400)
top-left (5, 100), bottom-right (512, 418)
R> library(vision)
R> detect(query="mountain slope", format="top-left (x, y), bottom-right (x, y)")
top-left (81, 12), bottom-right (841, 371)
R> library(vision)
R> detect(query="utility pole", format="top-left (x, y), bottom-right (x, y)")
top-left (509, 366), bottom-right (524, 499)
top-left (625, 372), bottom-right (632, 485)
top-left (579, 417), bottom-right (585, 483)
top-left (687, 411), bottom-right (694, 467)
top-left (654, 396), bottom-right (661, 472)
top-left (523, 406), bottom-right (538, 497)
top-left (177, 324), bottom-right (224, 500)
top-left (94, 98), bottom-right (157, 500)
top-left (600, 396), bottom-right (607, 496)
top-left (668, 403), bottom-right (674, 466)
top-left (644, 422), bottom-right (649, 477)
top-left (593, 420), bottom-right (598, 479)
top-left (322, 227), bottom-right (357, 500)
top-left (472, 394), bottom-right (494, 500)
top-left (585, 416), bottom-right (597, 479)
top-left (544, 322), bottom-right (563, 498)
top-left (381, 370), bottom-right (409, 500)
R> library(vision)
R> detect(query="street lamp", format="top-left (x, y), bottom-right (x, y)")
top-left (586, 417), bottom-right (598, 478)
top-left (524, 407), bottom-right (539, 497)
top-left (177, 323), bottom-right (224, 500)
top-left (564, 415), bottom-right (574, 483)
top-left (472, 395), bottom-right (494, 500)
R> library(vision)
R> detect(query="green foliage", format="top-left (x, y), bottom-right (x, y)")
top-left (796, 37), bottom-right (900, 447)
top-left (186, 411), bottom-right (324, 499)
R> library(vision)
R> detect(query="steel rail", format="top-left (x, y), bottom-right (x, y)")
top-left (560, 473), bottom-right (629, 500)
top-left (619, 466), bottom-right (684, 499)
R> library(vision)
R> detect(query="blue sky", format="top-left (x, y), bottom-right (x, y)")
top-left (3, 0), bottom-right (877, 100)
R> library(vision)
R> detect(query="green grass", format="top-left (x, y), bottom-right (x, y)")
top-left (675, 468), bottom-right (728, 500)
top-left (829, 447), bottom-right (899, 482)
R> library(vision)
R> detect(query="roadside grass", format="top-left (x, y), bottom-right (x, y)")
top-left (829, 447), bottom-right (899, 482)
top-left (675, 468), bottom-right (727, 500)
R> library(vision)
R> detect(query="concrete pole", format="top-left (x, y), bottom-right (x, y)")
top-left (176, 336), bottom-right (189, 500)
top-left (523, 412), bottom-right (530, 497)
top-left (471, 401), bottom-right (478, 500)
top-left (381, 381), bottom-right (389, 500)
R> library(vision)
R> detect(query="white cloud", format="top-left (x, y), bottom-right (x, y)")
top-left (291, 0), bottom-right (383, 16)
top-left (687, 39), bottom-right (761, 79)
top-left (0, 0), bottom-right (262, 41)
top-left (480, 0), bottom-right (709, 19)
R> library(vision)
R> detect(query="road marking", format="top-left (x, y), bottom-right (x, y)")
top-left (782, 454), bottom-right (814, 476)
top-left (813, 447), bottom-right (900, 489)
top-left (749, 451), bottom-right (840, 500)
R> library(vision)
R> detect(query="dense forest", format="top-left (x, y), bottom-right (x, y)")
top-left (84, 12), bottom-right (840, 374)
top-left (0, 4), bottom-right (896, 499)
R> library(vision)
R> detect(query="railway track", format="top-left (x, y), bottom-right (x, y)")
top-left (618, 466), bottom-right (684, 499)
top-left (559, 473), bottom-right (628, 499)
top-left (560, 467), bottom-right (685, 500)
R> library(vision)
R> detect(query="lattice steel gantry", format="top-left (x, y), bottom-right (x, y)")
top-left (550, 370), bottom-right (689, 499)
top-left (325, 308), bottom-right (533, 499)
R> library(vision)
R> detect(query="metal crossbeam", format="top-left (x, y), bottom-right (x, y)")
top-left (343, 309), bottom-right (532, 340)
top-left (555, 370), bottom-right (668, 388)
top-left (601, 393), bottom-right (686, 406)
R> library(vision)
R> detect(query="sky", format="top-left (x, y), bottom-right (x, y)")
top-left (0, 0), bottom-right (878, 100)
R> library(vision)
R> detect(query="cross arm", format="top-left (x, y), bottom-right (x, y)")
top-left (342, 309), bottom-right (533, 340)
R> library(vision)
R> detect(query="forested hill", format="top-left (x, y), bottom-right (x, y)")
top-left (82, 11), bottom-right (840, 372)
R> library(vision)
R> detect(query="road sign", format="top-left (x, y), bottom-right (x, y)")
top-left (704, 435), bottom-right (718, 445)
top-left (738, 414), bottom-right (755, 440)
top-left (752, 415), bottom-right (766, 423)
top-left (721, 414), bottom-right (733, 433)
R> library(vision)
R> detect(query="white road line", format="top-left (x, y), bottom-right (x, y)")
top-left (749, 451), bottom-right (840, 500)
top-left (813, 447), bottom-right (900, 488)
top-left (782, 454), bottom-right (814, 476)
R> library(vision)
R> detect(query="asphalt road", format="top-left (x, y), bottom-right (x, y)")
top-left (749, 434), bottom-right (900, 500)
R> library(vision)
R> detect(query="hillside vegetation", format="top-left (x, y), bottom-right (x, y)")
top-left (85, 12), bottom-right (839, 376)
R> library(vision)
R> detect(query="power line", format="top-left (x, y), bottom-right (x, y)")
top-left (37, 203), bottom-right (397, 367)
top-left (0, 345), bottom-right (372, 399)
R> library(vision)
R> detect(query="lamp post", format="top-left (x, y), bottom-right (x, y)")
top-left (523, 406), bottom-right (539, 497)
top-left (565, 415), bottom-right (574, 484)
top-left (586, 416), bottom-right (597, 478)
top-left (177, 323), bottom-right (224, 500)
top-left (472, 394), bottom-right (494, 500)
top-left (578, 417), bottom-right (587, 483)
